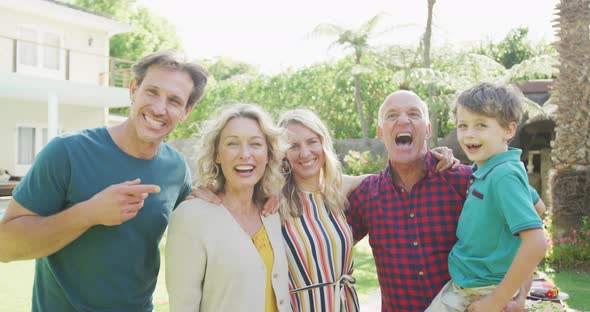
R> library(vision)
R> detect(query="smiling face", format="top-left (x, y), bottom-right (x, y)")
top-left (456, 105), bottom-right (516, 168)
top-left (128, 65), bottom-right (194, 148)
top-left (216, 117), bottom-right (269, 191)
top-left (377, 91), bottom-right (431, 166)
top-left (285, 122), bottom-right (325, 191)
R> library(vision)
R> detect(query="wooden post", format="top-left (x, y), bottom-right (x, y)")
top-left (12, 38), bottom-right (17, 73)
top-left (65, 49), bottom-right (70, 80)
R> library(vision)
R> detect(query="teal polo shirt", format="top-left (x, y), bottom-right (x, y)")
top-left (448, 148), bottom-right (543, 288)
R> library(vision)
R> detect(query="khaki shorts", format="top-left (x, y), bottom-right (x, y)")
top-left (425, 281), bottom-right (497, 312)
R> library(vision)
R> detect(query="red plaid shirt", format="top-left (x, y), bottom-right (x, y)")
top-left (348, 152), bottom-right (471, 312)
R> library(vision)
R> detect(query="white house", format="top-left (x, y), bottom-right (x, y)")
top-left (0, 0), bottom-right (132, 178)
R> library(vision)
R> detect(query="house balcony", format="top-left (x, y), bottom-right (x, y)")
top-left (0, 33), bottom-right (132, 110)
top-left (0, 35), bottom-right (132, 178)
top-left (0, 34), bottom-right (134, 88)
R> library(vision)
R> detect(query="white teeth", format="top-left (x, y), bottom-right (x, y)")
top-left (145, 115), bottom-right (164, 127)
top-left (235, 165), bottom-right (254, 170)
top-left (396, 132), bottom-right (411, 138)
top-left (301, 160), bottom-right (315, 166)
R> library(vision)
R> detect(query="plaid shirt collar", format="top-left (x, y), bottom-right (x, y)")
top-left (384, 151), bottom-right (437, 190)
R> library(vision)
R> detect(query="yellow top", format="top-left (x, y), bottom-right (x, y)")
top-left (252, 225), bottom-right (279, 312)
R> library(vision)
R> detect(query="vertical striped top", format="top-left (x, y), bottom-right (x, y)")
top-left (282, 192), bottom-right (359, 312)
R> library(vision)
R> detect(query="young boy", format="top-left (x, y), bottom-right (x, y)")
top-left (426, 82), bottom-right (548, 312)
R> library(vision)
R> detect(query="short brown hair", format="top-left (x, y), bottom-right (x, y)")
top-left (453, 81), bottom-right (524, 128)
top-left (131, 50), bottom-right (208, 108)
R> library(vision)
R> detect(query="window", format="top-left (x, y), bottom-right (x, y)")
top-left (18, 28), bottom-right (37, 67)
top-left (43, 33), bottom-right (60, 70)
top-left (17, 126), bottom-right (49, 165)
top-left (17, 127), bottom-right (35, 165)
top-left (18, 27), bottom-right (62, 71)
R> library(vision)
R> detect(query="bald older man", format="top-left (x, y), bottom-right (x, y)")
top-left (347, 90), bottom-right (540, 312)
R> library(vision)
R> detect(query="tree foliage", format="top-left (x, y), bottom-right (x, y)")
top-left (202, 57), bottom-right (259, 81)
top-left (110, 7), bottom-right (181, 61)
top-left (312, 13), bottom-right (389, 140)
top-left (473, 27), bottom-right (556, 69)
top-left (169, 33), bottom-right (556, 142)
top-left (70, 0), bottom-right (182, 60)
top-left (73, 0), bottom-right (135, 20)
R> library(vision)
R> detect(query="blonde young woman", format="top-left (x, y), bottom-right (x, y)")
top-left (278, 109), bottom-right (364, 312)
top-left (165, 104), bottom-right (290, 312)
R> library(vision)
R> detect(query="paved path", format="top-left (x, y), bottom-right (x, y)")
top-left (360, 289), bottom-right (381, 311)
top-left (0, 197), bottom-right (8, 219)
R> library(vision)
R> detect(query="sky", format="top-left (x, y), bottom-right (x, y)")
top-left (140, 0), bottom-right (560, 74)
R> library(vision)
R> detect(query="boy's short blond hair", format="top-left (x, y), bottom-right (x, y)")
top-left (452, 82), bottom-right (524, 128)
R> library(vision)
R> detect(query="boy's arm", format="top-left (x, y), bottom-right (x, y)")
top-left (467, 228), bottom-right (547, 312)
top-left (533, 199), bottom-right (546, 217)
top-left (500, 276), bottom-right (533, 312)
top-left (527, 184), bottom-right (546, 217)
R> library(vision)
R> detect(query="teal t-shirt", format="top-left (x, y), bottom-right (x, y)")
top-left (448, 148), bottom-right (543, 288)
top-left (12, 127), bottom-right (192, 312)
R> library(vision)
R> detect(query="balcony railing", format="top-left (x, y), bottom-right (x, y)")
top-left (0, 34), bottom-right (133, 88)
top-left (104, 57), bottom-right (134, 88)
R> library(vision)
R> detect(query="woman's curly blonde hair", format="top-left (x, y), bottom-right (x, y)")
top-left (194, 103), bottom-right (287, 209)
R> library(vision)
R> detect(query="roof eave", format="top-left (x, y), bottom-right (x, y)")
top-left (1, 0), bottom-right (131, 36)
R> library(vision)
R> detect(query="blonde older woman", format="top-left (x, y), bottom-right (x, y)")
top-left (165, 104), bottom-right (290, 312)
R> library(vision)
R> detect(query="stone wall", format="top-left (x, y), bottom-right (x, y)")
top-left (549, 167), bottom-right (590, 238)
top-left (332, 138), bottom-right (387, 162)
top-left (167, 138), bottom-right (200, 180)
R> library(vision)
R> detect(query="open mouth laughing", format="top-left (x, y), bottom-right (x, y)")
top-left (234, 165), bottom-right (255, 175)
top-left (395, 132), bottom-right (413, 147)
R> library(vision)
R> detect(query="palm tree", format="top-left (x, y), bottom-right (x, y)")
top-left (423, 0), bottom-right (437, 146)
top-left (551, 0), bottom-right (590, 169)
top-left (313, 13), bottom-right (387, 141)
top-left (550, 0), bottom-right (590, 233)
top-left (423, 0), bottom-right (436, 68)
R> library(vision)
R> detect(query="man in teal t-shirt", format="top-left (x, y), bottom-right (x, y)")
top-left (0, 50), bottom-right (208, 311)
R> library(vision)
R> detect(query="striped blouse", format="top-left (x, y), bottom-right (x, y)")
top-left (282, 191), bottom-right (359, 312)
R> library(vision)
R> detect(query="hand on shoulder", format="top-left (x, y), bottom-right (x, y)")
top-left (342, 174), bottom-right (375, 197)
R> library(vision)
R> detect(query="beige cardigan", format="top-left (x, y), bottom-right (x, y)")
top-left (165, 199), bottom-right (290, 312)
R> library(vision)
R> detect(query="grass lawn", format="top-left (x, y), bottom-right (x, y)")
top-left (0, 259), bottom-right (35, 311)
top-left (1, 236), bottom-right (588, 311)
top-left (546, 269), bottom-right (590, 311)
top-left (351, 237), bottom-right (380, 302)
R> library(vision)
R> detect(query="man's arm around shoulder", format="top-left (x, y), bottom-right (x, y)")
top-left (348, 173), bottom-right (380, 245)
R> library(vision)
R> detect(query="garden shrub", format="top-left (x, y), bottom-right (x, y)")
top-left (545, 216), bottom-right (590, 270)
top-left (343, 150), bottom-right (388, 175)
